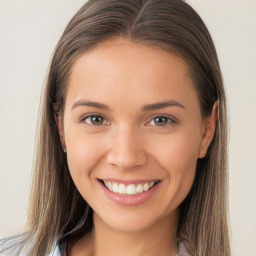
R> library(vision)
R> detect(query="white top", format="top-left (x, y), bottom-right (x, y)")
top-left (48, 245), bottom-right (61, 256)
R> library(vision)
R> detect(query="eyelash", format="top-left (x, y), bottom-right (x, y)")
top-left (146, 116), bottom-right (177, 128)
top-left (80, 114), bottom-right (178, 128)
top-left (80, 114), bottom-right (110, 127)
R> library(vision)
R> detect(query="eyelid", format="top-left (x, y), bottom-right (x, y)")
top-left (80, 113), bottom-right (110, 126)
top-left (79, 113), bottom-right (179, 128)
top-left (146, 115), bottom-right (178, 127)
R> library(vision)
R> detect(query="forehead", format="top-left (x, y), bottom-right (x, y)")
top-left (66, 38), bottom-right (198, 110)
top-left (70, 38), bottom-right (191, 83)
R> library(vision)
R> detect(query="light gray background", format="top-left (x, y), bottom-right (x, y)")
top-left (0, 1), bottom-right (255, 255)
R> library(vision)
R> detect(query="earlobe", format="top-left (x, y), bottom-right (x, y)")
top-left (199, 101), bottom-right (219, 159)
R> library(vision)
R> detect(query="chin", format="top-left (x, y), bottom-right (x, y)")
top-left (106, 216), bottom-right (159, 232)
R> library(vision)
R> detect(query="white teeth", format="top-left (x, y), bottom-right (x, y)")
top-left (112, 183), bottom-right (119, 193)
top-left (107, 181), bottom-right (112, 191)
top-left (127, 184), bottom-right (136, 195)
top-left (104, 180), bottom-right (110, 190)
top-left (136, 184), bottom-right (143, 194)
top-left (103, 180), bottom-right (157, 195)
top-left (104, 181), bottom-right (112, 191)
top-left (143, 183), bottom-right (149, 191)
top-left (118, 184), bottom-right (126, 194)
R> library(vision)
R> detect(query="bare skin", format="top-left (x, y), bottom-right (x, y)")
top-left (67, 211), bottom-right (178, 256)
top-left (57, 38), bottom-right (218, 256)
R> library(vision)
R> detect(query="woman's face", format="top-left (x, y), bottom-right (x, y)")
top-left (59, 38), bottom-right (212, 232)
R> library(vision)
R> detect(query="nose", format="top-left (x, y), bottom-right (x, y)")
top-left (106, 127), bottom-right (147, 170)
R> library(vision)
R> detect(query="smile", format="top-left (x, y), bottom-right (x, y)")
top-left (98, 179), bottom-right (161, 206)
top-left (102, 180), bottom-right (159, 196)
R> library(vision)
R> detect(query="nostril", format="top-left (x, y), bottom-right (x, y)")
top-left (106, 134), bottom-right (147, 169)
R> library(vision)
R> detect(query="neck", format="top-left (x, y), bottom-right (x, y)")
top-left (87, 210), bottom-right (179, 256)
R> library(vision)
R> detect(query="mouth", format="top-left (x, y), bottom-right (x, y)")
top-left (99, 179), bottom-right (160, 196)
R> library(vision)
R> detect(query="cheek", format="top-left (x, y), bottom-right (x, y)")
top-left (151, 131), bottom-right (200, 170)
top-left (65, 128), bottom-right (105, 182)
top-left (150, 132), bottom-right (201, 200)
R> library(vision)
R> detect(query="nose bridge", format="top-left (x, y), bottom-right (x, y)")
top-left (107, 125), bottom-right (146, 170)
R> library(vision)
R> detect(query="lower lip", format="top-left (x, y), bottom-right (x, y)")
top-left (98, 180), bottom-right (161, 206)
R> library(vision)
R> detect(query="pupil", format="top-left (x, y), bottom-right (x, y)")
top-left (154, 116), bottom-right (167, 126)
top-left (91, 116), bottom-right (103, 125)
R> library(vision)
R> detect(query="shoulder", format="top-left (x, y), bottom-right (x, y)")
top-left (0, 232), bottom-right (30, 256)
top-left (48, 242), bottom-right (66, 256)
top-left (0, 233), bottom-right (60, 256)
top-left (178, 241), bottom-right (192, 256)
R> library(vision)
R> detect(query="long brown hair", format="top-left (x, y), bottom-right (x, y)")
top-left (1, 0), bottom-right (230, 255)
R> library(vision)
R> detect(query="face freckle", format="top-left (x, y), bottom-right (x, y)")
top-left (60, 37), bottom-right (205, 232)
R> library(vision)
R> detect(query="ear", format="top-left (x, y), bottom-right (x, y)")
top-left (199, 101), bottom-right (219, 159)
top-left (54, 109), bottom-right (66, 151)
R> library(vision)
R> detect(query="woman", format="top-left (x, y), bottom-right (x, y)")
top-left (0, 0), bottom-right (230, 255)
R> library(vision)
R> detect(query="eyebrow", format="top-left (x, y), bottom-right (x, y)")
top-left (72, 100), bottom-right (110, 110)
top-left (72, 99), bottom-right (185, 111)
top-left (142, 100), bottom-right (185, 111)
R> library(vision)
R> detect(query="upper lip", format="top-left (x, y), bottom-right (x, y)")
top-left (98, 178), bottom-right (160, 185)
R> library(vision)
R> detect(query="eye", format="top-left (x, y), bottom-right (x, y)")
top-left (82, 115), bottom-right (109, 126)
top-left (148, 116), bottom-right (175, 127)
